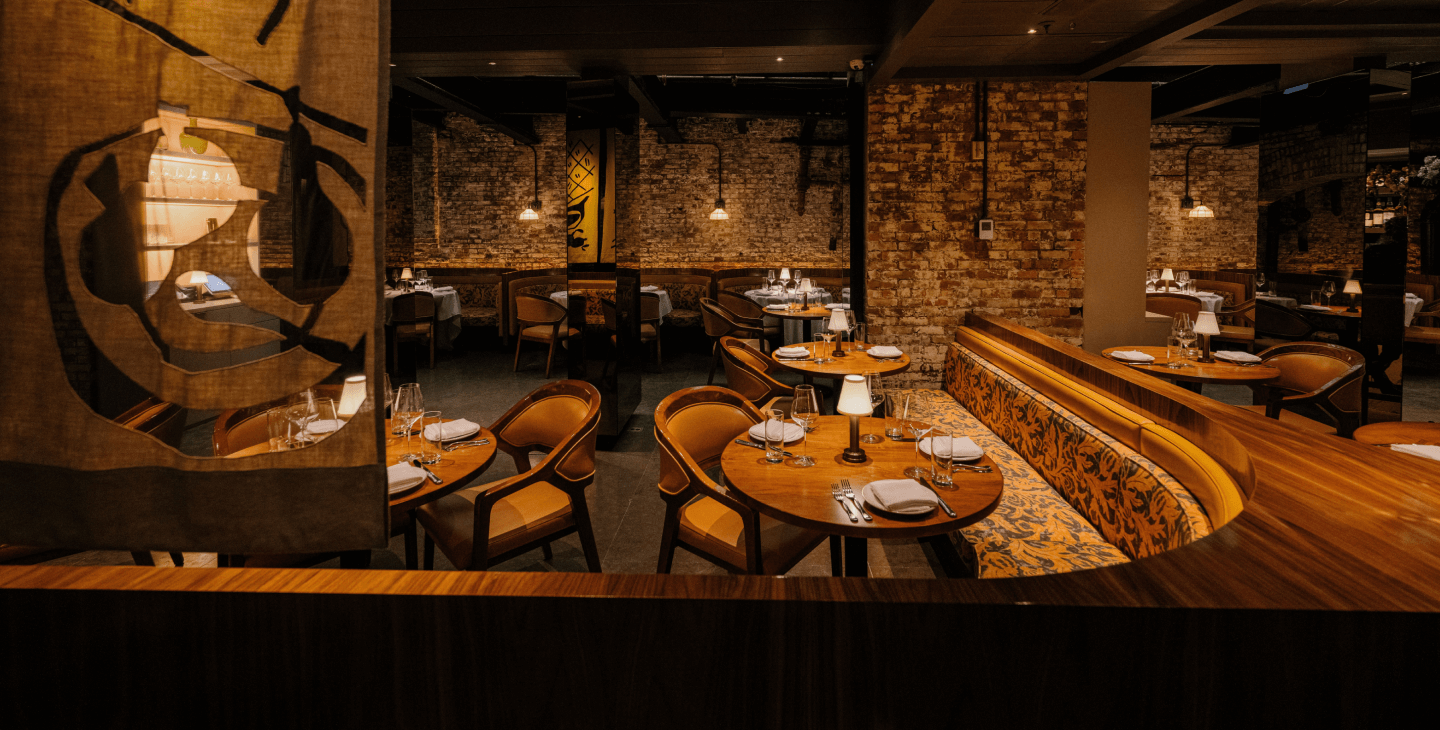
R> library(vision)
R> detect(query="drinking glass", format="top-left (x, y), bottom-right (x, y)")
top-left (793, 269), bottom-right (803, 284)
top-left (930, 429), bottom-right (955, 488)
top-left (1177, 318), bottom-right (1197, 363)
top-left (790, 385), bottom-right (818, 467)
top-left (765, 269), bottom-right (777, 291)
top-left (902, 395), bottom-right (934, 479)
top-left (854, 323), bottom-right (867, 352)
top-left (764, 409), bottom-right (786, 464)
top-left (393, 383), bottom-right (424, 462)
top-left (1311, 290), bottom-right (1321, 306)
top-left (1176, 271), bottom-right (1190, 290)
top-left (266, 407), bottom-right (293, 452)
top-left (1256, 272), bottom-right (1267, 295)
top-left (419, 410), bottom-right (443, 465)
top-left (287, 390), bottom-right (318, 445)
top-left (309, 397), bottom-right (338, 442)
top-left (1167, 313), bottom-right (1190, 369)
top-left (1323, 281), bottom-right (1336, 306)
top-left (862, 372), bottom-right (885, 444)
top-left (885, 392), bottom-right (905, 439)
top-left (813, 332), bottom-right (832, 363)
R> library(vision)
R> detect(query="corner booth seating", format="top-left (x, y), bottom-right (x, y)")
top-left (888, 315), bottom-right (1248, 579)
top-left (712, 267), bottom-right (850, 303)
top-left (427, 267), bottom-right (514, 333)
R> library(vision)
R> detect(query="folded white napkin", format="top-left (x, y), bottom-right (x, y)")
top-left (748, 421), bottom-right (804, 443)
top-left (1299, 304), bottom-right (1330, 311)
top-left (1392, 444), bottom-right (1440, 462)
top-left (387, 463), bottom-right (426, 493)
top-left (424, 418), bottom-right (480, 442)
top-left (641, 285), bottom-right (659, 292)
top-left (868, 345), bottom-right (903, 358)
top-left (1109, 350), bottom-right (1155, 363)
top-left (765, 303), bottom-right (788, 310)
top-left (919, 436), bottom-right (984, 461)
top-left (305, 418), bottom-right (343, 436)
top-left (864, 479), bottom-right (937, 513)
top-left (775, 346), bottom-right (809, 358)
top-left (1214, 350), bottom-right (1261, 363)
top-left (825, 303), bottom-right (850, 310)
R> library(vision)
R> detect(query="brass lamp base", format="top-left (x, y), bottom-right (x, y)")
top-left (1197, 334), bottom-right (1214, 363)
top-left (841, 415), bottom-right (867, 463)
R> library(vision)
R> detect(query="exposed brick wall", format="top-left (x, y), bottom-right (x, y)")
top-left (1259, 116), bottom-right (1366, 202)
top-left (868, 81), bottom-right (1086, 387)
top-left (1147, 124), bottom-right (1257, 271)
top-left (384, 146), bottom-right (413, 270)
top-left (258, 146), bottom-right (291, 268)
top-left (1277, 177), bottom-right (1365, 274)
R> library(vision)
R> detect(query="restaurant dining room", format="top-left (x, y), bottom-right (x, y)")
top-left (6, 0), bottom-right (1440, 726)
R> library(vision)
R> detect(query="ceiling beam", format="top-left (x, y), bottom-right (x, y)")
top-left (626, 76), bottom-right (683, 144)
top-left (1151, 64), bottom-right (1278, 122)
top-left (1077, 0), bottom-right (1267, 80)
top-left (870, 0), bottom-right (955, 86)
top-left (892, 65), bottom-right (1078, 82)
top-left (393, 76), bottom-right (539, 145)
top-left (1219, 9), bottom-right (1440, 29)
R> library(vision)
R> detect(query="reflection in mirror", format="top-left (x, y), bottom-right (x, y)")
top-left (211, 377), bottom-right (371, 458)
top-left (1404, 70), bottom-right (1440, 421)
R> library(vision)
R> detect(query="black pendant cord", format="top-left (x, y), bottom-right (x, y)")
top-left (530, 144), bottom-right (540, 206)
top-left (1184, 144), bottom-right (1196, 202)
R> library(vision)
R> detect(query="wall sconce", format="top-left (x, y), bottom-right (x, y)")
top-left (708, 143), bottom-right (728, 220)
top-left (1344, 279), bottom-right (1362, 312)
top-left (519, 144), bottom-right (541, 221)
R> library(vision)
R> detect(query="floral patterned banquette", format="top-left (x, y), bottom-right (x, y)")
top-left (427, 268), bottom-right (514, 331)
top-left (891, 327), bottom-right (1245, 579)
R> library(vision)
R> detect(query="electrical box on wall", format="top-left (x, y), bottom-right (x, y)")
top-left (977, 218), bottom-right (994, 240)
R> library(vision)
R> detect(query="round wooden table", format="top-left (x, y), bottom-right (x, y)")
top-left (1353, 421), bottom-right (1440, 446)
top-left (770, 341), bottom-right (912, 380)
top-left (720, 415), bottom-right (1003, 577)
top-left (1101, 346), bottom-right (1280, 392)
top-left (760, 304), bottom-right (834, 343)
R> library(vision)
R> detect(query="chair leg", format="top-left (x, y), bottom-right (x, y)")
top-left (829, 535), bottom-right (842, 576)
top-left (428, 331), bottom-right (436, 369)
top-left (656, 508), bottom-right (680, 574)
top-left (513, 337), bottom-right (524, 372)
top-left (570, 492), bottom-right (603, 573)
top-left (404, 517), bottom-right (418, 570)
top-left (541, 543), bottom-right (554, 561)
top-left (423, 533), bottom-right (435, 570)
top-left (707, 341), bottom-right (720, 385)
top-left (131, 551), bottom-right (156, 567)
top-left (545, 338), bottom-right (558, 379)
top-left (656, 336), bottom-right (663, 372)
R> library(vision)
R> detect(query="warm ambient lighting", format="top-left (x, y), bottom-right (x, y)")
top-left (337, 375), bottom-right (367, 419)
top-left (780, 268), bottom-right (791, 281)
top-left (1193, 311), bottom-right (1220, 362)
top-left (1188, 204), bottom-right (1214, 218)
top-left (708, 143), bottom-right (727, 221)
top-left (519, 206), bottom-right (539, 221)
top-left (776, 57), bottom-right (784, 62)
top-left (520, 144), bottom-right (541, 221)
top-left (1027, 28), bottom-right (1038, 34)
top-left (1344, 279), bottom-right (1362, 312)
top-left (1181, 145), bottom-right (1215, 219)
top-left (710, 199), bottom-right (729, 220)
top-left (828, 307), bottom-right (848, 359)
top-left (400, 268), bottom-right (413, 280)
top-left (1160, 268), bottom-right (1174, 292)
top-left (183, 270), bottom-right (211, 300)
top-left (837, 374), bottom-right (871, 464)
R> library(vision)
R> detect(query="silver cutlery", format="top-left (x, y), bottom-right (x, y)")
top-left (951, 461), bottom-right (993, 473)
top-left (831, 482), bottom-right (859, 522)
top-left (841, 479), bottom-right (872, 522)
top-left (409, 458), bottom-right (443, 484)
top-left (734, 439), bottom-right (793, 458)
top-left (915, 475), bottom-right (958, 518)
top-left (443, 438), bottom-right (490, 452)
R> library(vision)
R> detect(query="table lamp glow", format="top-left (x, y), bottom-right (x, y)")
top-left (1344, 279), bottom-right (1362, 312)
top-left (183, 270), bottom-right (211, 301)
top-left (828, 308), bottom-right (849, 359)
top-left (1193, 311), bottom-right (1220, 363)
top-left (336, 375), bottom-right (367, 419)
top-left (779, 268), bottom-right (790, 282)
top-left (836, 374), bottom-right (872, 464)
top-left (1160, 268), bottom-right (1175, 292)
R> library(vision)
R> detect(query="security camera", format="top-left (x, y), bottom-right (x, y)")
top-left (849, 59), bottom-right (865, 71)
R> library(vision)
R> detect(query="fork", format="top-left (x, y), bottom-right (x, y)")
top-left (443, 438), bottom-right (490, 452)
top-left (841, 479), bottom-right (872, 522)
top-left (831, 482), bottom-right (859, 522)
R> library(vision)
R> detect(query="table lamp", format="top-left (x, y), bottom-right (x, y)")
top-left (1193, 311), bottom-right (1220, 363)
top-left (183, 270), bottom-right (211, 301)
top-left (779, 268), bottom-right (790, 282)
top-left (1344, 280), bottom-right (1362, 312)
top-left (1160, 268), bottom-right (1175, 292)
top-left (336, 375), bottom-right (367, 419)
top-left (836, 374), bottom-right (871, 464)
top-left (799, 278), bottom-right (812, 307)
top-left (828, 308), bottom-right (849, 359)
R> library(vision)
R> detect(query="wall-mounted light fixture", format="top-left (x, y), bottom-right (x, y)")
top-left (1182, 144), bottom-right (1215, 218)
top-left (706, 142), bottom-right (728, 220)
top-left (519, 144), bottom-right (541, 221)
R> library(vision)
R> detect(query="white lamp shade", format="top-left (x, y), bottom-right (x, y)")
top-left (519, 207), bottom-right (539, 221)
top-left (836, 374), bottom-right (872, 416)
top-left (400, 268), bottom-right (413, 280)
top-left (336, 375), bottom-right (367, 418)
top-left (1188, 204), bottom-right (1214, 218)
top-left (709, 206), bottom-right (729, 220)
top-left (1344, 279), bottom-right (1362, 295)
top-left (183, 270), bottom-right (209, 287)
top-left (799, 278), bottom-right (812, 293)
top-left (828, 308), bottom-right (848, 331)
top-left (1160, 268), bottom-right (1174, 282)
top-left (780, 268), bottom-right (790, 281)
top-left (1193, 311), bottom-right (1221, 336)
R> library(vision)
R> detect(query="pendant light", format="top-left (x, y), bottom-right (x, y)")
top-left (1181, 144), bottom-right (1214, 218)
top-left (519, 144), bottom-right (541, 221)
top-left (708, 142), bottom-right (728, 220)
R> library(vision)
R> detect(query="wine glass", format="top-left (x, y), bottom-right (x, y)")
top-left (902, 394), bottom-right (934, 479)
top-left (1176, 271), bottom-right (1190, 291)
top-left (1177, 317), bottom-right (1197, 364)
top-left (766, 269), bottom-right (777, 291)
top-left (844, 310), bottom-right (858, 351)
top-left (287, 390), bottom-right (318, 446)
top-left (1167, 313), bottom-right (1189, 369)
top-left (1322, 281), bottom-right (1336, 307)
top-left (861, 373), bottom-right (885, 444)
top-left (393, 383), bottom-right (424, 462)
top-left (1256, 272), bottom-right (1267, 295)
top-left (790, 385), bottom-right (818, 468)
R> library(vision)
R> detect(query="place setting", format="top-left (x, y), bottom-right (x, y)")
top-left (383, 377), bottom-right (493, 499)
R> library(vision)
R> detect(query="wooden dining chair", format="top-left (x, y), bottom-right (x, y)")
top-left (1254, 299), bottom-right (1316, 349)
top-left (389, 292), bottom-right (436, 372)
top-left (718, 336), bottom-right (826, 417)
top-left (1213, 298), bottom-right (1257, 352)
top-left (513, 292), bottom-right (577, 378)
top-left (718, 290), bottom-right (781, 346)
top-left (640, 291), bottom-right (664, 371)
top-left (653, 386), bottom-right (836, 575)
top-left (1241, 342), bottom-right (1365, 437)
top-left (418, 380), bottom-right (603, 572)
top-left (1145, 292), bottom-right (1204, 320)
top-left (117, 397), bottom-right (187, 568)
top-left (701, 298), bottom-right (765, 386)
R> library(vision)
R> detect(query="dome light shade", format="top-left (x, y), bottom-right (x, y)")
top-left (1188, 204), bottom-right (1214, 218)
top-left (519, 198), bottom-right (541, 221)
top-left (710, 198), bottom-right (728, 220)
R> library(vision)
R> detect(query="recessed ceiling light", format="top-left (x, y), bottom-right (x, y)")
top-left (776, 57), bottom-right (784, 62)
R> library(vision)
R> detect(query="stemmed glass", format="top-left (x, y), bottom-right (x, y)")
top-left (861, 372), bottom-right (885, 444)
top-left (1322, 281), bottom-right (1336, 307)
top-left (287, 390), bottom-right (319, 446)
top-left (1146, 269), bottom-right (1158, 290)
top-left (393, 383), bottom-right (424, 462)
top-left (1176, 270), bottom-right (1190, 291)
top-left (790, 385), bottom-right (818, 468)
top-left (1256, 272), bottom-right (1267, 295)
top-left (901, 394), bottom-right (934, 479)
top-left (844, 310), bottom-right (858, 351)
top-left (1167, 314), bottom-right (1190, 368)
top-left (1177, 316), bottom-right (1197, 364)
top-left (766, 269), bottom-right (777, 291)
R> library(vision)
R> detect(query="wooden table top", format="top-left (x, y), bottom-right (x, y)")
top-left (1353, 421), bottom-right (1440, 446)
top-left (720, 415), bottom-right (1003, 540)
top-left (770, 341), bottom-right (912, 378)
top-left (759, 305), bottom-right (834, 320)
top-left (1101, 346), bottom-right (1281, 385)
top-left (1298, 304), bottom-right (1360, 318)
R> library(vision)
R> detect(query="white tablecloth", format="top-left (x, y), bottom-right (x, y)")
top-left (1146, 287), bottom-right (1224, 312)
top-left (550, 289), bottom-right (673, 322)
top-left (385, 287), bottom-right (461, 348)
top-left (744, 287), bottom-right (842, 345)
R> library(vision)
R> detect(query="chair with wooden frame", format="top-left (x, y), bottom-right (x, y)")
top-left (718, 290), bottom-right (782, 346)
top-left (653, 385), bottom-right (837, 575)
top-left (701, 298), bottom-right (765, 385)
top-left (1145, 292), bottom-right (1203, 320)
top-left (1240, 342), bottom-right (1365, 438)
top-left (718, 336), bottom-right (826, 417)
top-left (389, 292), bottom-right (436, 372)
top-left (640, 291), bottom-right (664, 371)
top-left (418, 380), bottom-right (603, 572)
top-left (116, 397), bottom-right (187, 568)
top-left (711, 267), bottom-right (770, 298)
top-left (1254, 299), bottom-right (1317, 349)
top-left (500, 268), bottom-right (568, 346)
top-left (513, 293), bottom-right (578, 378)
top-left (1213, 298), bottom-right (1257, 352)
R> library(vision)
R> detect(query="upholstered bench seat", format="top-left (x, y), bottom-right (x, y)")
top-left (665, 308), bottom-right (702, 328)
top-left (460, 305), bottom-right (498, 329)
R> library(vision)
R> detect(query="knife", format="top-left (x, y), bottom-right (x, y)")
top-left (915, 475), bottom-right (958, 518)
top-left (734, 439), bottom-right (794, 458)
top-left (410, 458), bottom-right (444, 484)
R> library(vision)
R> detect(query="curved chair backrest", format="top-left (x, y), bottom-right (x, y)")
top-left (1226, 298), bottom-right (1257, 327)
top-left (515, 292), bottom-right (566, 325)
top-left (391, 292), bottom-right (435, 323)
top-left (1259, 342), bottom-right (1365, 413)
top-left (654, 386), bottom-right (763, 502)
top-left (1145, 292), bottom-right (1203, 320)
top-left (600, 297), bottom-right (618, 330)
top-left (711, 268), bottom-right (769, 297)
top-left (216, 411), bottom-right (270, 456)
top-left (116, 397), bottom-right (185, 449)
top-left (501, 268), bottom-right (568, 337)
top-left (492, 380), bottom-right (602, 484)
top-left (640, 292), bottom-right (663, 322)
top-left (719, 336), bottom-right (789, 407)
top-left (1406, 282), bottom-right (1433, 304)
top-left (718, 290), bottom-right (765, 319)
top-left (701, 297), bottom-right (743, 338)
top-left (1255, 299), bottom-right (1314, 340)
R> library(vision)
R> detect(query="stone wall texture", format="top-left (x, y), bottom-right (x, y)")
top-left (1147, 124), bottom-right (1257, 272)
top-left (868, 81), bottom-right (1086, 387)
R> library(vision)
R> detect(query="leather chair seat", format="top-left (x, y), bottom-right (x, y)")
top-left (640, 323), bottom-right (657, 340)
top-left (418, 481), bottom-right (575, 570)
top-left (521, 324), bottom-right (579, 341)
top-left (395, 321), bottom-right (432, 337)
top-left (678, 495), bottom-right (824, 573)
top-left (1238, 404), bottom-right (1337, 435)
